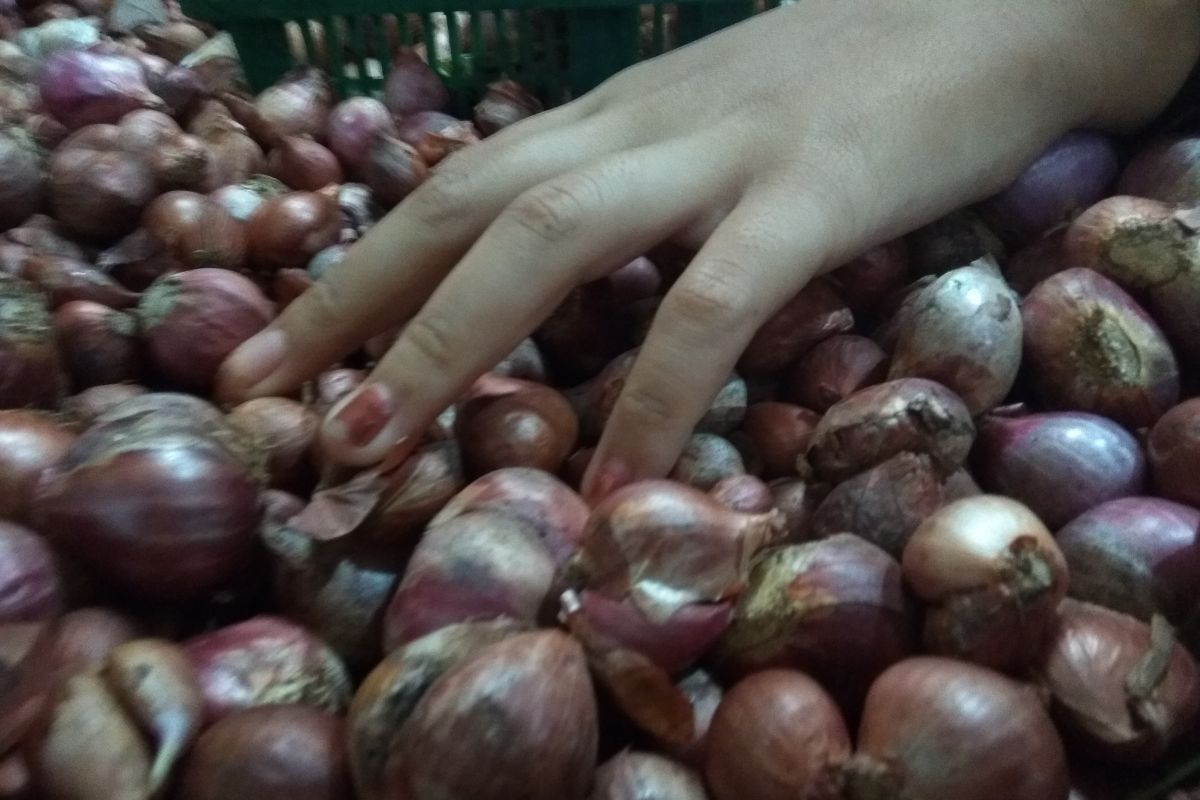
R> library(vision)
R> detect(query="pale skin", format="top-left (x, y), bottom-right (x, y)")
top-left (217, 0), bottom-right (1200, 502)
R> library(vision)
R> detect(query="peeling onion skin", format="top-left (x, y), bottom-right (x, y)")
top-left (739, 279), bottom-right (854, 376)
top-left (705, 670), bottom-right (850, 800)
top-left (786, 334), bottom-right (888, 413)
top-left (182, 616), bottom-right (352, 725)
top-left (1021, 268), bottom-right (1179, 429)
top-left (902, 495), bottom-right (1069, 672)
top-left (1036, 599), bottom-right (1200, 763)
top-left (886, 264), bottom-right (1023, 416)
top-left (806, 378), bottom-right (975, 483)
top-left (382, 630), bottom-right (598, 800)
top-left (347, 620), bottom-right (526, 800)
top-left (1055, 497), bottom-right (1200, 629)
top-left (714, 534), bottom-right (915, 715)
top-left (383, 511), bottom-right (555, 651)
top-left (845, 657), bottom-right (1069, 800)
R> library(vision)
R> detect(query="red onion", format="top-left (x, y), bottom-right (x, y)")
top-left (53, 300), bottom-right (142, 388)
top-left (828, 240), bottom-right (910, 317)
top-left (902, 495), bottom-right (1069, 671)
top-left (228, 397), bottom-right (317, 491)
top-left (652, 669), bottom-right (723, 766)
top-left (254, 67), bottom-right (333, 141)
top-left (143, 190), bottom-right (246, 271)
top-left (115, 108), bottom-right (180, 153)
top-left (0, 275), bottom-right (64, 408)
top-left (102, 638), bottom-right (204, 792)
top-left (455, 378), bottom-right (579, 475)
top-left (347, 619), bottom-right (525, 799)
top-left (709, 474), bottom-right (774, 513)
top-left (886, 263), bottom-right (1022, 415)
top-left (39, 50), bottom-right (162, 129)
top-left (150, 132), bottom-right (210, 191)
top-left (845, 657), bottom-right (1069, 800)
top-left (383, 630), bottom-right (597, 800)
top-left (738, 402), bottom-right (818, 478)
top-left (31, 394), bottom-right (263, 599)
top-left (538, 284), bottom-right (631, 383)
top-left (473, 79), bottom-right (542, 135)
top-left (1037, 600), bottom-right (1200, 762)
top-left (705, 670), bottom-right (850, 800)
top-left (361, 134), bottom-right (429, 209)
top-left (1149, 399), bottom-right (1200, 507)
top-left (152, 66), bottom-right (205, 116)
top-left (267, 136), bottom-right (343, 191)
top-left (811, 452), bottom-right (944, 556)
top-left (806, 378), bottom-right (975, 482)
top-left (785, 334), bottom-right (888, 413)
top-left (20, 254), bottom-right (139, 309)
top-left (48, 607), bottom-right (141, 686)
top-left (0, 752), bottom-right (31, 799)
top-left (311, 368), bottom-right (365, 418)
top-left (0, 522), bottom-right (61, 623)
top-left (428, 467), bottom-right (588, 567)
top-left (383, 510), bottom-right (555, 650)
top-left (0, 410), bottom-right (73, 522)
top-left (138, 21), bottom-right (208, 63)
top-left (976, 130), bottom-right (1118, 247)
top-left (177, 705), bottom-right (353, 800)
top-left (0, 128), bottom-right (41, 230)
top-left (49, 145), bottom-right (156, 240)
top-left (768, 478), bottom-right (825, 542)
top-left (491, 337), bottom-right (547, 382)
top-left (61, 384), bottom-right (147, 427)
top-left (383, 50), bottom-right (449, 119)
top-left (1005, 228), bottom-right (1070, 295)
top-left (906, 208), bottom-right (1005, 276)
top-left (5, 219), bottom-right (85, 261)
top-left (138, 268), bottom-right (273, 391)
top-left (182, 616), bottom-right (351, 725)
top-left (1118, 135), bottom-right (1200, 204)
top-left (1023, 268), bottom-right (1179, 428)
top-left (592, 752), bottom-right (707, 800)
top-left (716, 534), bottom-right (914, 713)
top-left (973, 408), bottom-right (1146, 528)
top-left (30, 672), bottom-right (153, 800)
top-left (564, 588), bottom-right (732, 674)
top-left (569, 480), bottom-right (783, 626)
top-left (199, 119), bottom-right (266, 189)
top-left (94, 228), bottom-right (182, 291)
top-left (326, 97), bottom-right (396, 173)
top-left (739, 278), bottom-right (853, 376)
top-left (670, 433), bottom-right (746, 491)
top-left (261, 522), bottom-right (406, 672)
top-left (247, 190), bottom-right (342, 272)
top-left (1063, 197), bottom-right (1200, 367)
top-left (394, 110), bottom-right (479, 166)
top-left (210, 174), bottom-right (287, 222)
top-left (0, 619), bottom-right (56, 754)
top-left (1055, 497), bottom-right (1200, 627)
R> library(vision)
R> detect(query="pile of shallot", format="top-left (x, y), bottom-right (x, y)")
top-left (0, 1), bottom-right (1198, 799)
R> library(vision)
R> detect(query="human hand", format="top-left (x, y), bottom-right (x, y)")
top-left (217, 0), bottom-right (1199, 501)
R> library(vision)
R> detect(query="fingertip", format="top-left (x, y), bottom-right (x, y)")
top-left (580, 455), bottom-right (632, 506)
top-left (216, 329), bottom-right (288, 404)
top-left (319, 382), bottom-right (413, 468)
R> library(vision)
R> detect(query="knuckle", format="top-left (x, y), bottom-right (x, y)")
top-left (504, 174), bottom-right (599, 244)
top-left (400, 314), bottom-right (459, 373)
top-left (295, 277), bottom-right (349, 332)
top-left (409, 171), bottom-right (475, 228)
top-left (616, 380), bottom-right (679, 431)
top-left (666, 263), bottom-right (754, 336)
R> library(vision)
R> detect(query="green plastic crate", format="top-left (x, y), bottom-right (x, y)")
top-left (179, 0), bottom-right (779, 113)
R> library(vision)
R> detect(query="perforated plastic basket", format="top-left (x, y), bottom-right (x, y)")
top-left (179, 0), bottom-right (779, 112)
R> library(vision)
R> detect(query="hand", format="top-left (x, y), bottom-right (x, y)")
top-left (217, 0), bottom-right (1199, 501)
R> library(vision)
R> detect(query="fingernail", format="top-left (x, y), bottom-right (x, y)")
top-left (583, 457), bottom-right (631, 505)
top-left (221, 329), bottom-right (287, 396)
top-left (327, 383), bottom-right (396, 448)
